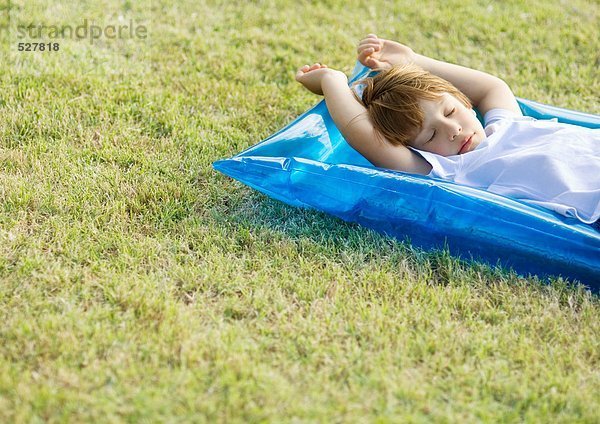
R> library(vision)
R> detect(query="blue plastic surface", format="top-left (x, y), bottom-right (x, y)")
top-left (213, 63), bottom-right (600, 290)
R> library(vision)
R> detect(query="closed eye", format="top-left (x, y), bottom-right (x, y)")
top-left (427, 130), bottom-right (436, 143)
top-left (445, 108), bottom-right (456, 117)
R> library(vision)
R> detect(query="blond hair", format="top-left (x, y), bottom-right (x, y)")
top-left (353, 64), bottom-right (472, 146)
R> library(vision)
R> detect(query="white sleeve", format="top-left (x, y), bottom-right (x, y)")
top-left (483, 108), bottom-right (519, 127)
top-left (483, 108), bottom-right (520, 136)
top-left (410, 148), bottom-right (460, 179)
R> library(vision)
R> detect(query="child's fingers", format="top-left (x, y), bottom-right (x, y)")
top-left (358, 34), bottom-right (380, 47)
top-left (367, 57), bottom-right (384, 68)
top-left (357, 45), bottom-right (379, 56)
top-left (295, 65), bottom-right (310, 80)
top-left (360, 42), bottom-right (379, 48)
top-left (357, 43), bottom-right (380, 56)
top-left (357, 48), bottom-right (376, 63)
top-left (296, 63), bottom-right (327, 80)
top-left (359, 34), bottom-right (378, 42)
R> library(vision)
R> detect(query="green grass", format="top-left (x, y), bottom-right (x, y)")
top-left (1, 0), bottom-right (599, 422)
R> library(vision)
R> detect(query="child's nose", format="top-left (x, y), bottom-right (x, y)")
top-left (450, 124), bottom-right (462, 140)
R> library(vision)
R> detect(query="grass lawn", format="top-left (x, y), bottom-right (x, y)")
top-left (1, 0), bottom-right (599, 422)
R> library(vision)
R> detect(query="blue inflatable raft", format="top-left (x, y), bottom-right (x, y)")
top-left (213, 63), bottom-right (600, 290)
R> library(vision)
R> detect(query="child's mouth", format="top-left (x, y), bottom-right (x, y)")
top-left (459, 134), bottom-right (474, 154)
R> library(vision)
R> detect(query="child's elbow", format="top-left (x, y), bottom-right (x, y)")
top-left (492, 77), bottom-right (514, 94)
top-left (478, 78), bottom-right (520, 115)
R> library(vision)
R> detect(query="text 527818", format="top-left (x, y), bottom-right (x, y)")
top-left (17, 42), bottom-right (60, 52)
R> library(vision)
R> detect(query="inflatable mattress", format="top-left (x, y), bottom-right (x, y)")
top-left (213, 62), bottom-right (600, 290)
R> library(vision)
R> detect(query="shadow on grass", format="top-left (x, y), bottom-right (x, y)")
top-left (206, 182), bottom-right (588, 294)
top-left (195, 169), bottom-right (599, 312)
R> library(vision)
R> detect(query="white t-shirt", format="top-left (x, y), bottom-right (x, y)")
top-left (414, 109), bottom-right (600, 223)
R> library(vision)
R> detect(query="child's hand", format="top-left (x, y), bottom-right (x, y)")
top-left (357, 34), bottom-right (415, 69)
top-left (295, 63), bottom-right (347, 95)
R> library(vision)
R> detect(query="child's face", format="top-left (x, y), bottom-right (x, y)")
top-left (409, 93), bottom-right (485, 156)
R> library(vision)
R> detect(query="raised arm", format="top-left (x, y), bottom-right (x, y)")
top-left (295, 64), bottom-right (431, 175)
top-left (357, 34), bottom-right (522, 116)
